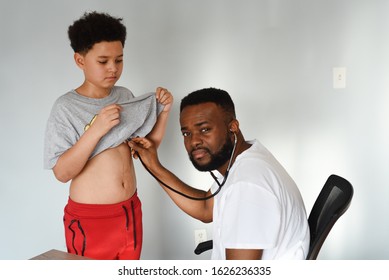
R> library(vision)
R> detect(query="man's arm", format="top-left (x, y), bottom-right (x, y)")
top-left (145, 87), bottom-right (173, 148)
top-left (226, 249), bottom-right (263, 260)
top-left (128, 137), bottom-right (213, 223)
top-left (53, 104), bottom-right (122, 183)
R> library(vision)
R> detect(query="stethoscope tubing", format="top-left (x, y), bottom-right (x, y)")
top-left (138, 133), bottom-right (237, 201)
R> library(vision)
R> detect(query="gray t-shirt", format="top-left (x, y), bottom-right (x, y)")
top-left (44, 86), bottom-right (163, 169)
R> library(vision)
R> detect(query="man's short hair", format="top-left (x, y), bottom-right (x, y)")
top-left (68, 11), bottom-right (126, 54)
top-left (180, 87), bottom-right (236, 119)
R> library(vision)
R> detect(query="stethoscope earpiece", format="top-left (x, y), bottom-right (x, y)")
top-left (230, 129), bottom-right (237, 144)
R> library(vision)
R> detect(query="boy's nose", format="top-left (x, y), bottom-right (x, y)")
top-left (109, 66), bottom-right (118, 73)
top-left (108, 62), bottom-right (118, 73)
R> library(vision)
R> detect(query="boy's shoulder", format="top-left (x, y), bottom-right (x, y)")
top-left (112, 86), bottom-right (134, 97)
top-left (52, 90), bottom-right (76, 107)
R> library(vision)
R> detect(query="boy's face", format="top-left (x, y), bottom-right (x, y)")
top-left (75, 41), bottom-right (124, 90)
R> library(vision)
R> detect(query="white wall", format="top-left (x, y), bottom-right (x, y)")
top-left (1, 0), bottom-right (388, 260)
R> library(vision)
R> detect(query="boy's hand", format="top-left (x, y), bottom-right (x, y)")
top-left (155, 87), bottom-right (173, 112)
top-left (89, 104), bottom-right (122, 137)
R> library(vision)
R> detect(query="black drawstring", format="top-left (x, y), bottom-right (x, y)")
top-left (123, 204), bottom-right (137, 250)
top-left (131, 201), bottom-right (137, 250)
top-left (68, 219), bottom-right (86, 256)
top-left (68, 220), bottom-right (78, 255)
top-left (122, 205), bottom-right (129, 230)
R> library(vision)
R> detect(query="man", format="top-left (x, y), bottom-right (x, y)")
top-left (129, 87), bottom-right (309, 260)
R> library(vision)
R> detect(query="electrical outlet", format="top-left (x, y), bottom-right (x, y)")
top-left (194, 229), bottom-right (207, 245)
top-left (333, 67), bottom-right (346, 89)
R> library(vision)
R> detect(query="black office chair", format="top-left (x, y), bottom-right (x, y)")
top-left (194, 174), bottom-right (354, 260)
top-left (306, 174), bottom-right (353, 259)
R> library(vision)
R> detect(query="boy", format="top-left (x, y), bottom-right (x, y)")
top-left (44, 11), bottom-right (173, 260)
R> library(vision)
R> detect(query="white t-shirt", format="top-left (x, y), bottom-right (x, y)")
top-left (210, 140), bottom-right (310, 259)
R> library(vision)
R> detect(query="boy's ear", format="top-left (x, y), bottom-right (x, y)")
top-left (74, 53), bottom-right (85, 69)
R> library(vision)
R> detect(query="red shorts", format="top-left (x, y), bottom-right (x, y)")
top-left (63, 192), bottom-right (143, 260)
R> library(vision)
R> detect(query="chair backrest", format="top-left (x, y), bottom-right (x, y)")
top-left (306, 174), bottom-right (353, 260)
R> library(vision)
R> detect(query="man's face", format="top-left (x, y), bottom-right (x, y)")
top-left (180, 103), bottom-right (234, 172)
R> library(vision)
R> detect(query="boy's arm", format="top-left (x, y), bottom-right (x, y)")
top-left (145, 87), bottom-right (173, 148)
top-left (53, 104), bottom-right (122, 183)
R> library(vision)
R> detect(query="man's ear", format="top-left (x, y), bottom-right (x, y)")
top-left (74, 53), bottom-right (85, 69)
top-left (229, 119), bottom-right (240, 134)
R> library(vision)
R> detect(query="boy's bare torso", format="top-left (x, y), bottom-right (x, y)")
top-left (69, 142), bottom-right (136, 204)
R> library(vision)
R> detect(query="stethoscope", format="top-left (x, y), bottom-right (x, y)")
top-left (138, 131), bottom-right (238, 201)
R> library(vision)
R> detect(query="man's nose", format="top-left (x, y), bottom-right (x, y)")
top-left (190, 133), bottom-right (203, 147)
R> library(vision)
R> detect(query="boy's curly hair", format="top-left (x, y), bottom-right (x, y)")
top-left (68, 11), bottom-right (126, 54)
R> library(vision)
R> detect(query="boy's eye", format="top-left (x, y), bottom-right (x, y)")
top-left (116, 59), bottom-right (123, 63)
top-left (98, 61), bottom-right (108, 64)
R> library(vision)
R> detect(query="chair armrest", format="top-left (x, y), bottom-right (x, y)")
top-left (194, 240), bottom-right (213, 255)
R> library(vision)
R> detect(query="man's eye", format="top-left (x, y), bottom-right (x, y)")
top-left (182, 132), bottom-right (190, 137)
top-left (201, 128), bottom-right (210, 133)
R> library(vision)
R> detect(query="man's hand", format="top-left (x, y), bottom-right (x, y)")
top-left (128, 137), bottom-right (160, 169)
top-left (155, 87), bottom-right (173, 112)
top-left (129, 138), bottom-right (213, 223)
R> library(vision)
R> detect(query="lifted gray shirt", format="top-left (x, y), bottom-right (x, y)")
top-left (44, 86), bottom-right (163, 169)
